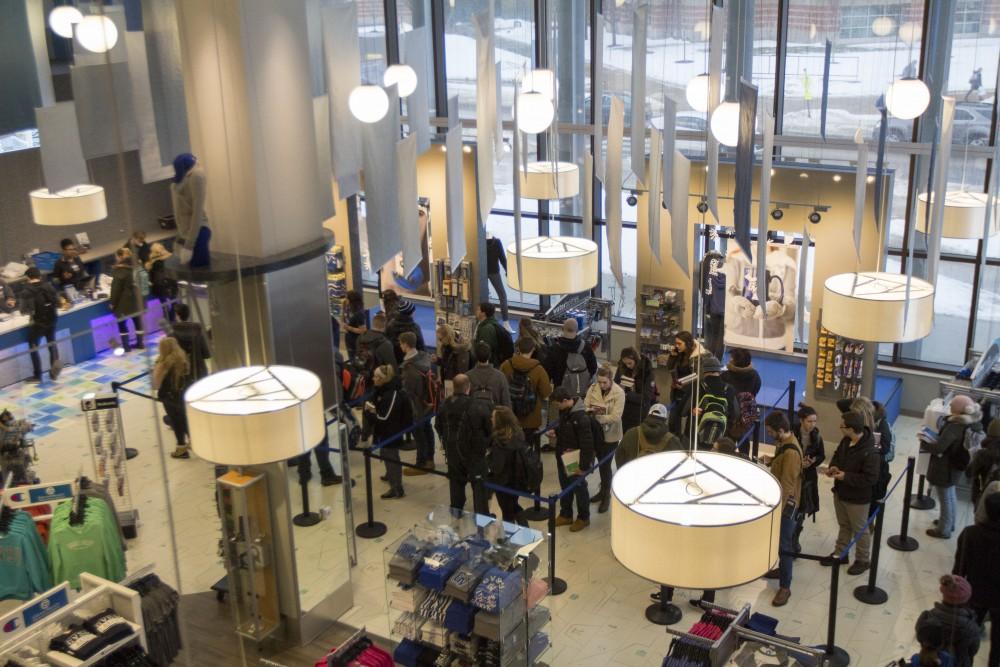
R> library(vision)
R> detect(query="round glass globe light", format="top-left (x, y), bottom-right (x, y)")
top-left (383, 64), bottom-right (417, 98)
top-left (516, 92), bottom-right (554, 134)
top-left (521, 69), bottom-right (557, 100)
top-left (898, 21), bottom-right (922, 44)
top-left (871, 16), bottom-right (896, 37)
top-left (75, 15), bottom-right (118, 53)
top-left (49, 6), bottom-right (83, 39)
top-left (685, 73), bottom-right (712, 113)
top-left (349, 85), bottom-right (390, 123)
top-left (885, 78), bottom-right (930, 120)
top-left (710, 101), bottom-right (741, 147)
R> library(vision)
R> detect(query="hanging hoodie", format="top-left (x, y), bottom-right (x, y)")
top-left (723, 247), bottom-right (797, 350)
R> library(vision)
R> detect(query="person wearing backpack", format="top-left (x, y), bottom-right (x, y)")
top-left (547, 387), bottom-right (595, 532)
top-left (20, 267), bottom-right (62, 383)
top-left (758, 411), bottom-right (803, 607)
top-left (720, 348), bottom-right (761, 443)
top-left (399, 331), bottom-right (438, 475)
top-left (435, 375), bottom-right (493, 516)
top-left (385, 299), bottom-right (425, 364)
top-left (109, 248), bottom-right (145, 352)
top-left (467, 342), bottom-right (511, 409)
top-left (967, 419), bottom-right (1000, 508)
top-left (145, 243), bottom-right (178, 322)
top-left (584, 366), bottom-right (625, 514)
top-left (488, 406), bottom-right (539, 525)
top-left (473, 302), bottom-right (513, 367)
top-left (686, 355), bottom-right (737, 449)
top-left (500, 337), bottom-right (551, 451)
top-left (616, 404), bottom-right (681, 468)
top-left (434, 325), bottom-right (471, 390)
top-left (544, 318), bottom-right (597, 397)
top-left (614, 347), bottom-right (656, 436)
top-left (922, 394), bottom-right (983, 539)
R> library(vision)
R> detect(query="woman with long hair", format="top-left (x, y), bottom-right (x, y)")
top-left (434, 324), bottom-right (471, 385)
top-left (109, 248), bottom-right (145, 352)
top-left (518, 317), bottom-right (544, 350)
top-left (793, 403), bottom-right (826, 551)
top-left (364, 364), bottom-right (411, 499)
top-left (614, 347), bottom-right (655, 435)
top-left (489, 406), bottom-right (531, 525)
top-left (153, 337), bottom-right (191, 458)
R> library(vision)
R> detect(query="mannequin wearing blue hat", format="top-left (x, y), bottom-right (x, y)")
top-left (170, 153), bottom-right (211, 268)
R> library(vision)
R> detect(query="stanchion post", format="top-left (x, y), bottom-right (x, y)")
top-left (787, 379), bottom-right (796, 417)
top-left (545, 494), bottom-right (567, 596)
top-left (292, 478), bottom-right (321, 527)
top-left (853, 502), bottom-right (889, 605)
top-left (521, 433), bottom-right (548, 522)
top-left (888, 457), bottom-right (919, 552)
top-left (821, 561), bottom-right (850, 667)
top-left (751, 421), bottom-right (761, 462)
top-left (355, 448), bottom-right (387, 539)
top-left (910, 473), bottom-right (936, 510)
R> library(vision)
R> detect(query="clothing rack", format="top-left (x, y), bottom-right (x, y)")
top-left (121, 564), bottom-right (157, 588)
top-left (324, 627), bottom-right (368, 667)
top-left (2, 478), bottom-right (78, 523)
top-left (663, 602), bottom-right (749, 666)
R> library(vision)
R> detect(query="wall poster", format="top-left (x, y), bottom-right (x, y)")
top-left (814, 309), bottom-right (866, 400)
top-left (722, 243), bottom-right (799, 352)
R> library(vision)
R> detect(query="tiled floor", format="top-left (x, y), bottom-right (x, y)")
top-left (5, 345), bottom-right (993, 666)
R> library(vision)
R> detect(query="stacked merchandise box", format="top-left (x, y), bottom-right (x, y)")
top-left (814, 310), bottom-right (865, 400)
top-left (637, 285), bottom-right (685, 367)
top-left (385, 507), bottom-right (551, 667)
top-left (326, 245), bottom-right (347, 319)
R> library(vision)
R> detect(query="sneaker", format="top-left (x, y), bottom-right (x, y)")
top-left (847, 560), bottom-right (870, 575)
top-left (25, 376), bottom-right (42, 385)
top-left (381, 489), bottom-right (405, 499)
top-left (49, 360), bottom-right (63, 380)
top-left (598, 497), bottom-right (610, 514)
top-left (926, 528), bottom-right (951, 539)
top-left (321, 474), bottom-right (343, 486)
top-left (771, 588), bottom-right (791, 607)
top-left (689, 598), bottom-right (706, 609)
top-left (649, 591), bottom-right (662, 602)
top-left (821, 553), bottom-right (849, 566)
top-left (569, 519), bottom-right (590, 532)
top-left (763, 568), bottom-right (780, 580)
top-left (170, 448), bottom-right (190, 459)
top-left (554, 516), bottom-right (574, 528)
top-left (404, 464), bottom-right (431, 477)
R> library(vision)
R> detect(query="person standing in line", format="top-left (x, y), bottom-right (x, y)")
top-left (824, 411), bottom-right (881, 574)
top-left (356, 312), bottom-right (397, 374)
top-left (467, 342), bottom-right (511, 409)
top-left (399, 332), bottom-right (436, 475)
top-left (616, 404), bottom-right (681, 468)
top-left (915, 575), bottom-right (982, 667)
top-left (584, 365), bottom-right (625, 514)
top-left (473, 302), bottom-right (511, 367)
top-left (434, 325), bottom-right (471, 391)
top-left (435, 374), bottom-right (493, 516)
top-left (953, 493), bottom-right (1000, 667)
top-left (792, 404), bottom-right (826, 552)
top-left (614, 347), bottom-right (656, 437)
top-left (720, 347), bottom-right (762, 444)
top-left (20, 268), bottom-right (62, 383)
top-left (841, 396), bottom-right (893, 520)
top-left (485, 233), bottom-right (511, 330)
top-left (922, 394), bottom-right (982, 539)
top-left (145, 243), bottom-right (178, 323)
top-left (500, 337), bottom-right (551, 454)
top-left (153, 337), bottom-right (191, 459)
top-left (109, 248), bottom-right (145, 352)
top-left (380, 289), bottom-right (401, 328)
top-left (657, 331), bottom-right (707, 433)
top-left (547, 387), bottom-right (594, 532)
top-left (170, 303), bottom-right (211, 381)
top-left (517, 318), bottom-right (545, 355)
top-left (759, 411), bottom-right (802, 607)
top-left (488, 406), bottom-right (533, 525)
top-left (364, 364), bottom-right (411, 499)
top-left (342, 290), bottom-right (369, 362)
top-left (968, 419), bottom-right (1000, 508)
top-left (128, 231), bottom-right (151, 266)
top-left (385, 299), bottom-right (425, 364)
top-left (544, 318), bottom-right (598, 394)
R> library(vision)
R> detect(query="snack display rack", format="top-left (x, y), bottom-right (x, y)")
top-left (814, 310), bottom-right (865, 400)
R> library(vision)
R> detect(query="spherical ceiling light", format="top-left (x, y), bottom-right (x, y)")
top-left (75, 14), bottom-right (118, 53)
top-left (685, 73), bottom-right (712, 113)
top-left (710, 101), bottom-right (741, 147)
top-left (871, 16), bottom-right (896, 37)
top-left (898, 21), bottom-right (922, 44)
top-left (49, 6), bottom-right (83, 39)
top-left (383, 64), bottom-right (418, 98)
top-left (516, 92), bottom-right (554, 134)
top-left (884, 78), bottom-right (930, 120)
top-left (349, 85), bottom-right (390, 123)
top-left (521, 69), bottom-right (557, 100)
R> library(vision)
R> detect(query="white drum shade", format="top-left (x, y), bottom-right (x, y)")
top-left (506, 236), bottom-right (598, 295)
top-left (823, 272), bottom-right (935, 343)
top-left (186, 366), bottom-right (325, 465)
top-left (611, 451), bottom-right (781, 590)
top-left (916, 191), bottom-right (998, 239)
top-left (30, 185), bottom-right (107, 226)
top-left (518, 161), bottom-right (580, 200)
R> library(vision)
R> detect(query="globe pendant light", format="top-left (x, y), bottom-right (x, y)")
top-left (349, 85), bottom-right (390, 123)
top-left (75, 14), bottom-right (118, 53)
top-left (884, 78), bottom-right (930, 120)
top-left (49, 6), bottom-right (83, 39)
top-left (516, 92), bottom-right (554, 135)
top-left (521, 69), bottom-right (556, 100)
top-left (383, 64), bottom-right (417, 98)
top-left (685, 73), bottom-right (711, 112)
top-left (710, 101), bottom-right (740, 147)
top-left (871, 16), bottom-right (896, 37)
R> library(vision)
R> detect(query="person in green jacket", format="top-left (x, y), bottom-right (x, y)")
top-left (615, 403), bottom-right (682, 468)
top-left (474, 302), bottom-right (503, 367)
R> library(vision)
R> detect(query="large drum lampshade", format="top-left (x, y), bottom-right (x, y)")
top-left (30, 185), bottom-right (107, 226)
top-left (185, 366), bottom-right (325, 465)
top-left (611, 451), bottom-right (782, 590)
top-left (823, 272), bottom-right (935, 343)
top-left (518, 161), bottom-right (580, 200)
top-left (916, 191), bottom-right (998, 239)
top-left (505, 236), bottom-right (598, 295)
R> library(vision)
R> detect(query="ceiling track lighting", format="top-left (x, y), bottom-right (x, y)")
top-left (626, 192), bottom-right (638, 207)
top-left (696, 197), bottom-right (709, 214)
top-left (771, 207), bottom-right (784, 220)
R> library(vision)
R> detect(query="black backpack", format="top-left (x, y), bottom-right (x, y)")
top-left (582, 412), bottom-right (606, 450)
top-left (471, 381), bottom-right (495, 410)
top-left (508, 367), bottom-right (537, 419)
top-left (512, 443), bottom-right (544, 491)
top-left (30, 285), bottom-right (57, 324)
top-left (494, 322), bottom-right (515, 363)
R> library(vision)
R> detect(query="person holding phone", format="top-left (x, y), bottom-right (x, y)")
top-left (793, 404), bottom-right (826, 552)
top-left (759, 411), bottom-right (802, 607)
top-left (825, 411), bottom-right (881, 575)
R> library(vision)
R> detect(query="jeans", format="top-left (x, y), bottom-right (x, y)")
top-left (382, 447), bottom-right (403, 492)
top-left (117, 316), bottom-right (144, 349)
top-left (556, 453), bottom-right (590, 520)
top-left (487, 272), bottom-right (508, 321)
top-left (27, 323), bottom-right (58, 380)
top-left (934, 484), bottom-right (957, 536)
top-left (833, 496), bottom-right (872, 562)
top-left (595, 440), bottom-right (616, 500)
top-left (448, 460), bottom-right (490, 516)
top-left (414, 419), bottom-right (436, 465)
top-left (778, 507), bottom-right (797, 589)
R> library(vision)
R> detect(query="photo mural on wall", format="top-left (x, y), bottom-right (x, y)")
top-left (359, 199), bottom-right (433, 298)
top-left (722, 243), bottom-right (799, 352)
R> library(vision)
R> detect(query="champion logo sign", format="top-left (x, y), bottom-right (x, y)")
top-left (3, 618), bottom-right (21, 633)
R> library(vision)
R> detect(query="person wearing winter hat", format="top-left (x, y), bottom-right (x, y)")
top-left (914, 575), bottom-right (981, 667)
top-left (954, 493), bottom-right (1000, 667)
top-left (922, 394), bottom-right (983, 539)
top-left (384, 298), bottom-right (425, 364)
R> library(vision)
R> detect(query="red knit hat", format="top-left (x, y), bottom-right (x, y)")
top-left (940, 574), bottom-right (972, 605)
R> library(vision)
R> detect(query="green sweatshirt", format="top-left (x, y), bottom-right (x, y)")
top-left (49, 497), bottom-right (126, 589)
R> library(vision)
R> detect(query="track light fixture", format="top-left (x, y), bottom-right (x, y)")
top-left (771, 208), bottom-right (784, 220)
top-left (809, 209), bottom-right (822, 224)
top-left (696, 197), bottom-right (709, 214)
top-left (627, 192), bottom-right (638, 207)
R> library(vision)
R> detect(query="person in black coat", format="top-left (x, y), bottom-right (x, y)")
top-left (364, 365), bottom-right (412, 499)
top-left (547, 387), bottom-right (595, 532)
top-left (915, 575), bottom-right (981, 667)
top-left (824, 411), bottom-right (880, 574)
top-left (436, 374), bottom-right (493, 515)
top-left (614, 347), bottom-right (656, 435)
top-left (485, 234), bottom-right (509, 323)
top-left (953, 493), bottom-right (1000, 667)
top-left (793, 404), bottom-right (826, 552)
top-left (384, 299), bottom-right (425, 364)
top-left (19, 268), bottom-right (62, 383)
top-left (489, 406), bottom-right (532, 525)
top-left (968, 420), bottom-right (1000, 507)
top-left (721, 348), bottom-right (762, 442)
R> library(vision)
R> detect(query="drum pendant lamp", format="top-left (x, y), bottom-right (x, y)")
top-left (823, 272), bottom-right (935, 342)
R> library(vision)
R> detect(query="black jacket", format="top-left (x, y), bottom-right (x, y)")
top-left (829, 429), bottom-right (881, 504)
top-left (171, 321), bottom-right (211, 380)
top-left (554, 399), bottom-right (595, 469)
top-left (489, 431), bottom-right (529, 490)
top-left (52, 256), bottom-right (88, 289)
top-left (914, 603), bottom-right (981, 667)
top-left (792, 422), bottom-right (826, 516)
top-left (437, 343), bottom-right (471, 382)
top-left (924, 414), bottom-right (981, 487)
top-left (400, 351), bottom-right (434, 418)
top-left (544, 335), bottom-right (598, 387)
top-left (954, 519), bottom-right (1000, 610)
top-left (486, 237), bottom-right (507, 275)
top-left (720, 363), bottom-right (762, 397)
top-left (385, 314), bottom-right (425, 363)
top-left (436, 394), bottom-right (493, 467)
top-left (967, 436), bottom-right (1000, 504)
top-left (356, 330), bottom-right (397, 371)
top-left (19, 282), bottom-right (59, 326)
top-left (614, 357), bottom-right (656, 434)
top-left (148, 260), bottom-right (178, 302)
top-left (368, 377), bottom-right (412, 448)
